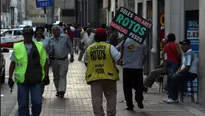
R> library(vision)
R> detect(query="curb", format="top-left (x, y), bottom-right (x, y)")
top-left (184, 107), bottom-right (205, 116)
top-left (9, 102), bottom-right (18, 116)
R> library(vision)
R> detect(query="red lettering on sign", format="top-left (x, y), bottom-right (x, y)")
top-left (110, 22), bottom-right (128, 34)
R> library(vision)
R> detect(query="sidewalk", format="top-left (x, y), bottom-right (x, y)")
top-left (12, 56), bottom-right (205, 116)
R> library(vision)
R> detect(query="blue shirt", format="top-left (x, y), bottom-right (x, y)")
top-left (73, 29), bottom-right (81, 38)
top-left (47, 34), bottom-right (73, 58)
top-left (60, 27), bottom-right (64, 34)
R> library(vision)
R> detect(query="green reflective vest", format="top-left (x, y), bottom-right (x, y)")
top-left (13, 42), bottom-right (46, 83)
top-left (86, 42), bottom-right (119, 84)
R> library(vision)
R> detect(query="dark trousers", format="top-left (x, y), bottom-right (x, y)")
top-left (40, 83), bottom-right (45, 95)
top-left (123, 68), bottom-right (144, 108)
top-left (170, 72), bottom-right (196, 100)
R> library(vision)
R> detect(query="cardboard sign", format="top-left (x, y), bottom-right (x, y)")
top-left (110, 7), bottom-right (152, 44)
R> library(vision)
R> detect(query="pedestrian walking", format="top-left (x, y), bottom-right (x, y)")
top-left (73, 26), bottom-right (81, 54)
top-left (47, 26), bottom-right (74, 98)
top-left (117, 37), bottom-right (148, 111)
top-left (33, 25), bottom-right (50, 95)
top-left (85, 28), bottom-right (121, 116)
top-left (8, 26), bottom-right (49, 116)
top-left (58, 22), bottom-right (65, 34)
top-left (78, 28), bottom-right (95, 61)
top-left (66, 26), bottom-right (74, 44)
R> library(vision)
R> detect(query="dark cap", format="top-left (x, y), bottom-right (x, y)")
top-left (36, 25), bottom-right (45, 32)
top-left (23, 26), bottom-right (34, 34)
top-left (95, 28), bottom-right (107, 36)
top-left (179, 39), bottom-right (190, 45)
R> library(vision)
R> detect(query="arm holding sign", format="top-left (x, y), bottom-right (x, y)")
top-left (110, 45), bottom-right (121, 62)
top-left (142, 44), bottom-right (148, 65)
top-left (115, 41), bottom-right (123, 51)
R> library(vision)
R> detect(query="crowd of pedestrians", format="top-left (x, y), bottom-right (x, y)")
top-left (7, 21), bottom-right (198, 116)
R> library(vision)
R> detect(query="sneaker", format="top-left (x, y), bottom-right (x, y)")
top-left (165, 98), bottom-right (179, 103)
top-left (56, 92), bottom-right (60, 97)
top-left (163, 97), bottom-right (169, 102)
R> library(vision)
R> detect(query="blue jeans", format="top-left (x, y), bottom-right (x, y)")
top-left (167, 61), bottom-right (179, 97)
top-left (17, 84), bottom-right (42, 116)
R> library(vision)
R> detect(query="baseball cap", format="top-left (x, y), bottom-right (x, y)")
top-left (23, 26), bottom-right (34, 34)
top-left (179, 39), bottom-right (190, 45)
top-left (95, 28), bottom-right (107, 36)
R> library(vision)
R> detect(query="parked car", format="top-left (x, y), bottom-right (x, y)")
top-left (0, 48), bottom-right (9, 84)
top-left (0, 28), bottom-right (24, 48)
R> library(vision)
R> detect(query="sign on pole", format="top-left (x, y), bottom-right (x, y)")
top-left (36, 0), bottom-right (52, 8)
top-left (110, 7), bottom-right (152, 44)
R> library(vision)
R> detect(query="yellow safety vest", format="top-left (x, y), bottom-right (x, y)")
top-left (86, 42), bottom-right (119, 84)
top-left (13, 42), bottom-right (46, 83)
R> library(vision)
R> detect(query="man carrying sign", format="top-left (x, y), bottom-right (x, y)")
top-left (113, 7), bottom-right (150, 111)
top-left (117, 38), bottom-right (147, 110)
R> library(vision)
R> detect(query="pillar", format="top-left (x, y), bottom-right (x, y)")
top-left (199, 0), bottom-right (205, 107)
top-left (165, 0), bottom-right (184, 42)
top-left (134, 0), bottom-right (138, 14)
top-left (142, 0), bottom-right (147, 19)
top-left (151, 0), bottom-right (158, 69)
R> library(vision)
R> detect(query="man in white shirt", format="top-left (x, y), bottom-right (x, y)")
top-left (165, 39), bottom-right (198, 103)
top-left (78, 28), bottom-right (95, 61)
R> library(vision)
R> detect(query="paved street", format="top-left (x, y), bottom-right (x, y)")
top-left (1, 50), bottom-right (18, 116)
top-left (40, 56), bottom-right (205, 116)
top-left (1, 54), bottom-right (205, 116)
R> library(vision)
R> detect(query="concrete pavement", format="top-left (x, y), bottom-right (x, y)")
top-left (10, 55), bottom-right (205, 116)
top-left (1, 50), bottom-right (18, 116)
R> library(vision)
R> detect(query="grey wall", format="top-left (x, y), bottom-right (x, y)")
top-left (185, 0), bottom-right (199, 11)
top-left (199, 0), bottom-right (205, 107)
top-left (54, 0), bottom-right (75, 9)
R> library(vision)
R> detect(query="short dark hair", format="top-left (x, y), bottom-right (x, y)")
top-left (83, 27), bottom-right (88, 31)
top-left (101, 24), bottom-right (107, 29)
top-left (94, 34), bottom-right (107, 42)
top-left (59, 22), bottom-right (63, 26)
top-left (36, 25), bottom-right (45, 32)
top-left (167, 33), bottom-right (176, 42)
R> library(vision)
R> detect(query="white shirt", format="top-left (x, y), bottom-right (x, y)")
top-left (181, 49), bottom-right (198, 74)
top-left (84, 44), bottom-right (121, 63)
top-left (81, 32), bottom-right (95, 49)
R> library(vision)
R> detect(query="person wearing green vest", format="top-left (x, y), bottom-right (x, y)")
top-left (84, 28), bottom-right (121, 116)
top-left (8, 26), bottom-right (49, 116)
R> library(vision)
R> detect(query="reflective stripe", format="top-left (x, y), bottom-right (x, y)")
top-left (16, 63), bottom-right (23, 67)
top-left (14, 73), bottom-right (20, 78)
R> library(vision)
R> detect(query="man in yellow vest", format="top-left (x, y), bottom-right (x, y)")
top-left (85, 28), bottom-right (121, 116)
top-left (8, 26), bottom-right (48, 116)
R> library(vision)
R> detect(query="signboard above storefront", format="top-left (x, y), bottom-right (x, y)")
top-left (110, 7), bottom-right (152, 44)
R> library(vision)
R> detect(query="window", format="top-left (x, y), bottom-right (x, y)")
top-left (1, 31), bottom-right (12, 36)
top-left (14, 30), bottom-right (22, 35)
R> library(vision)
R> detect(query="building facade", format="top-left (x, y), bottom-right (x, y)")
top-left (25, 0), bottom-right (46, 25)
top-left (53, 0), bottom-right (75, 24)
top-left (1, 0), bottom-right (11, 28)
top-left (102, 0), bottom-right (205, 107)
top-left (76, 0), bottom-right (104, 28)
top-left (1, 0), bottom-right (25, 28)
